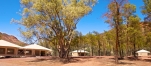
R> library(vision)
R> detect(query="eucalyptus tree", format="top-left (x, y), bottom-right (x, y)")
top-left (105, 0), bottom-right (128, 63)
top-left (13, 0), bottom-right (97, 59)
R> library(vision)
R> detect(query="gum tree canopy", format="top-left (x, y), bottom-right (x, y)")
top-left (14, 0), bottom-right (96, 59)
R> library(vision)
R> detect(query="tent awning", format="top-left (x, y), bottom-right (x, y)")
top-left (136, 49), bottom-right (150, 53)
top-left (0, 40), bottom-right (22, 48)
top-left (72, 50), bottom-right (89, 53)
top-left (21, 44), bottom-right (52, 51)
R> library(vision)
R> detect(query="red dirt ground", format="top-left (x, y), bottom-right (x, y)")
top-left (0, 56), bottom-right (151, 66)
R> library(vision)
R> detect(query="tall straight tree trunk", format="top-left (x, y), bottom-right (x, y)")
top-left (91, 46), bottom-right (94, 56)
top-left (103, 43), bottom-right (106, 56)
top-left (119, 42), bottom-right (122, 58)
top-left (115, 1), bottom-right (120, 64)
top-left (54, 39), bottom-right (58, 56)
top-left (119, 47), bottom-right (124, 59)
top-left (115, 20), bottom-right (119, 63)
top-left (133, 34), bottom-right (136, 58)
top-left (126, 25), bottom-right (128, 57)
top-left (126, 37), bottom-right (129, 57)
top-left (118, 27), bottom-right (124, 59)
top-left (98, 40), bottom-right (101, 56)
top-left (126, 18), bottom-right (129, 58)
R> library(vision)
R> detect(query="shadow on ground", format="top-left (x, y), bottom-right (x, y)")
top-left (109, 56), bottom-right (140, 61)
top-left (26, 56), bottom-right (103, 64)
top-left (119, 62), bottom-right (135, 65)
top-left (26, 56), bottom-right (54, 62)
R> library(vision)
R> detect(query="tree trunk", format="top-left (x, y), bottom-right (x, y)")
top-left (59, 47), bottom-right (69, 59)
top-left (103, 43), bottom-right (106, 56)
top-left (115, 1), bottom-right (120, 64)
top-left (119, 47), bottom-right (124, 59)
top-left (119, 36), bottom-right (124, 59)
top-left (126, 28), bottom-right (129, 57)
top-left (115, 23), bottom-right (119, 63)
top-left (98, 41), bottom-right (101, 56)
top-left (133, 34), bottom-right (136, 58)
top-left (126, 17), bottom-right (129, 58)
top-left (59, 47), bottom-right (65, 58)
top-left (58, 38), bottom-right (69, 59)
top-left (54, 40), bottom-right (58, 56)
top-left (91, 46), bottom-right (94, 56)
top-left (65, 48), bottom-right (70, 61)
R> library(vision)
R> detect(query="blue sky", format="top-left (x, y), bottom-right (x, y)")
top-left (0, 0), bottom-right (145, 41)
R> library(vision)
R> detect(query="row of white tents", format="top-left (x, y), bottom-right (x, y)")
top-left (1, 39), bottom-right (150, 57)
top-left (0, 40), bottom-right (52, 57)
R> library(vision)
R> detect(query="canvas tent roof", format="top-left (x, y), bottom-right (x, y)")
top-left (136, 49), bottom-right (150, 53)
top-left (72, 50), bottom-right (89, 53)
top-left (0, 40), bottom-right (22, 48)
top-left (22, 44), bottom-right (52, 51)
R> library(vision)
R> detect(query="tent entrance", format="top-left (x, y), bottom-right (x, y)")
top-left (78, 53), bottom-right (85, 56)
top-left (18, 49), bottom-right (24, 55)
top-left (35, 50), bottom-right (45, 56)
top-left (41, 51), bottom-right (45, 56)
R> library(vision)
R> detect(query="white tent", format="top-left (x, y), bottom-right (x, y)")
top-left (0, 40), bottom-right (22, 56)
top-left (22, 44), bottom-right (52, 51)
top-left (72, 50), bottom-right (89, 53)
top-left (136, 49), bottom-right (150, 53)
top-left (72, 50), bottom-right (89, 56)
top-left (136, 49), bottom-right (150, 56)
top-left (0, 40), bottom-right (21, 48)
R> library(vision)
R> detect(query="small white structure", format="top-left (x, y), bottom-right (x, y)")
top-left (72, 50), bottom-right (89, 57)
top-left (21, 44), bottom-right (52, 56)
top-left (136, 49), bottom-right (150, 56)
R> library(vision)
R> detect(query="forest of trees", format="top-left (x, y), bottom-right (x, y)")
top-left (13, 0), bottom-right (151, 64)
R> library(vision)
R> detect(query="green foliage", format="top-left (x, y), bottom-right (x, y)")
top-left (123, 3), bottom-right (136, 17)
top-left (142, 0), bottom-right (151, 21)
top-left (142, 0), bottom-right (151, 15)
top-left (18, 0), bottom-right (96, 42)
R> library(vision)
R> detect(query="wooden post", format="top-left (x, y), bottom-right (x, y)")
top-left (24, 49), bottom-right (26, 57)
top-left (32, 50), bottom-right (35, 56)
top-left (45, 51), bottom-right (47, 56)
top-left (39, 50), bottom-right (41, 56)
top-left (5, 48), bottom-right (7, 55)
top-left (15, 48), bottom-right (17, 56)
